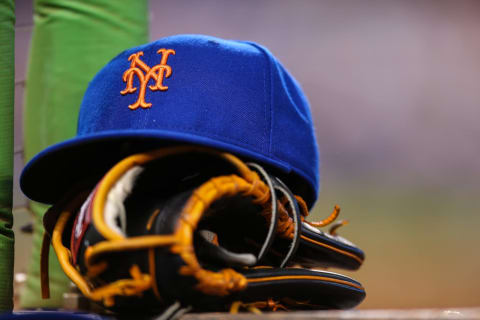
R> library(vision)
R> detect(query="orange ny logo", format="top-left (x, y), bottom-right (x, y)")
top-left (120, 48), bottom-right (176, 110)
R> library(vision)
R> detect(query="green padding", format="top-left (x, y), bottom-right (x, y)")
top-left (0, 0), bottom-right (15, 312)
top-left (21, 0), bottom-right (148, 308)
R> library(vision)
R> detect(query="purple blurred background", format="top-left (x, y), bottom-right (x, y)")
top-left (13, 0), bottom-right (480, 309)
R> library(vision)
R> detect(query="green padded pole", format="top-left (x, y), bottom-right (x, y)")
top-left (0, 0), bottom-right (15, 312)
top-left (21, 0), bottom-right (148, 308)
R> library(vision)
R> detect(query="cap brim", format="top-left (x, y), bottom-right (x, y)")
top-left (21, 130), bottom-right (304, 205)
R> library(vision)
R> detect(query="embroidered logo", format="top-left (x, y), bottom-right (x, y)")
top-left (120, 48), bottom-right (176, 110)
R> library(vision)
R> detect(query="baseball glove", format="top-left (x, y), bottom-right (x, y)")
top-left (40, 146), bottom-right (365, 315)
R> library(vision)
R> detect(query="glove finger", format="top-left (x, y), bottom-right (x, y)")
top-left (191, 268), bottom-right (366, 311)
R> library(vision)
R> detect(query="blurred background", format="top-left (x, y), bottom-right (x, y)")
top-left (13, 0), bottom-right (480, 310)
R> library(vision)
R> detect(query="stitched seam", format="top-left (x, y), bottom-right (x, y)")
top-left (144, 123), bottom-right (267, 154)
top-left (268, 57), bottom-right (274, 155)
top-left (85, 113), bottom-right (275, 159)
top-left (264, 56), bottom-right (268, 155)
top-left (240, 42), bottom-right (273, 156)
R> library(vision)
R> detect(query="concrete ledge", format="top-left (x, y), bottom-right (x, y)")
top-left (182, 308), bottom-right (480, 319)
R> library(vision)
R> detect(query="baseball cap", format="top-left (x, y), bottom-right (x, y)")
top-left (20, 34), bottom-right (319, 207)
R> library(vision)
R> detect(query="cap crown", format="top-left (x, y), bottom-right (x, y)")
top-left (21, 34), bottom-right (319, 206)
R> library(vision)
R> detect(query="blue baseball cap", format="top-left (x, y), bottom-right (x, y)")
top-left (20, 34), bottom-right (319, 207)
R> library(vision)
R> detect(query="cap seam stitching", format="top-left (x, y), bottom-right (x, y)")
top-left (239, 41), bottom-right (273, 157)
top-left (81, 125), bottom-right (272, 161)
